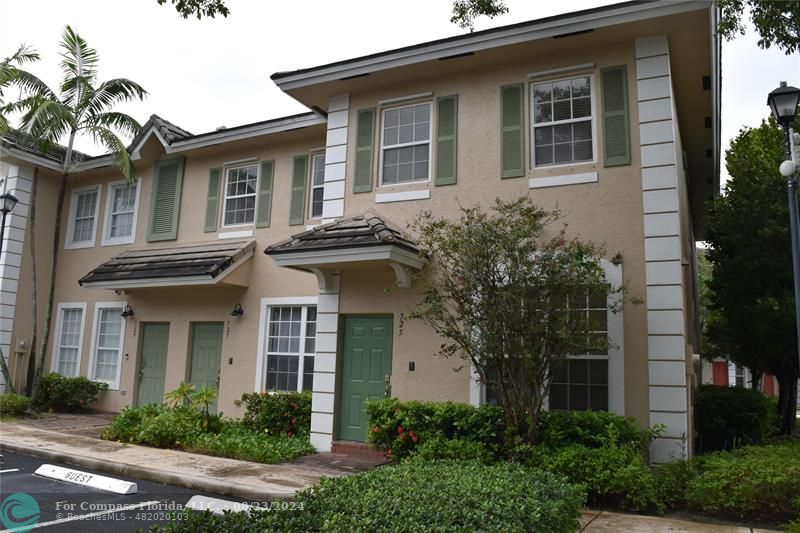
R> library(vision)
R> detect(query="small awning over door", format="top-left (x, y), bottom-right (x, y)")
top-left (79, 240), bottom-right (254, 290)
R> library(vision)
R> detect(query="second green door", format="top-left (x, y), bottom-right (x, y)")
top-left (137, 323), bottom-right (169, 406)
top-left (189, 323), bottom-right (223, 413)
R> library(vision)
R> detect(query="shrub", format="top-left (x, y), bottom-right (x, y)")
top-left (240, 390), bottom-right (311, 436)
top-left (136, 406), bottom-right (202, 448)
top-left (151, 459), bottom-right (586, 533)
top-left (411, 436), bottom-right (494, 463)
top-left (0, 393), bottom-right (31, 417)
top-left (538, 410), bottom-right (658, 451)
top-left (685, 440), bottom-right (800, 521)
top-left (187, 422), bottom-right (315, 464)
top-left (102, 403), bottom-right (165, 443)
top-left (694, 384), bottom-right (777, 452)
top-left (31, 373), bottom-right (108, 413)
top-left (653, 459), bottom-right (695, 511)
top-left (366, 398), bottom-right (504, 458)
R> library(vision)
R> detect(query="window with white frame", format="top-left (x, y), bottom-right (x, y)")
top-left (532, 75), bottom-right (593, 167)
top-left (66, 186), bottom-right (100, 248)
top-left (549, 288), bottom-right (608, 411)
top-left (52, 304), bottom-right (86, 377)
top-left (223, 164), bottom-right (258, 226)
top-left (264, 305), bottom-right (316, 392)
top-left (381, 102), bottom-right (431, 185)
top-left (102, 180), bottom-right (139, 245)
top-left (309, 153), bottom-right (325, 219)
top-left (90, 304), bottom-right (125, 388)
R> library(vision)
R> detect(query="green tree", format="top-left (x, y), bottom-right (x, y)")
top-left (8, 26), bottom-right (147, 405)
top-left (716, 0), bottom-right (800, 55)
top-left (0, 45), bottom-right (48, 134)
top-left (156, 0), bottom-right (229, 19)
top-left (705, 116), bottom-right (800, 436)
top-left (409, 197), bottom-right (614, 442)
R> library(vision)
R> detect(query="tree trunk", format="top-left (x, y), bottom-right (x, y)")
top-left (27, 167), bottom-right (38, 394)
top-left (750, 369), bottom-right (762, 392)
top-left (777, 367), bottom-right (798, 436)
top-left (30, 170), bottom-right (69, 404)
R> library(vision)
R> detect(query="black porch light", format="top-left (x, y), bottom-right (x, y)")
top-left (230, 303), bottom-right (244, 317)
top-left (120, 304), bottom-right (134, 318)
top-left (0, 192), bottom-right (18, 215)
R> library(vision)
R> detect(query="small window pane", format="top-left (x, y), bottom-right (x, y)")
top-left (533, 83), bottom-right (552, 103)
top-left (553, 100), bottom-right (571, 121)
top-left (572, 97), bottom-right (591, 119)
top-left (569, 384), bottom-right (589, 410)
top-left (535, 145), bottom-right (553, 166)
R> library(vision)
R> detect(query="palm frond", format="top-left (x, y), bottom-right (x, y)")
top-left (85, 111), bottom-right (141, 140)
top-left (17, 96), bottom-right (74, 150)
top-left (4, 44), bottom-right (40, 65)
top-left (80, 78), bottom-right (147, 120)
top-left (59, 26), bottom-right (98, 108)
top-left (84, 125), bottom-right (136, 180)
top-left (4, 70), bottom-right (58, 101)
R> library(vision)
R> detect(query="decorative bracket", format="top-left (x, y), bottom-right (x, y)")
top-left (309, 268), bottom-right (336, 291)
top-left (390, 262), bottom-right (413, 289)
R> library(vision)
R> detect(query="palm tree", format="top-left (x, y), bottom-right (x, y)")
top-left (10, 26), bottom-right (147, 403)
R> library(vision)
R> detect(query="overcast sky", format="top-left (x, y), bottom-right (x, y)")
top-left (2, 0), bottom-right (799, 185)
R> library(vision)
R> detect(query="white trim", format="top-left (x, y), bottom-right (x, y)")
top-left (527, 63), bottom-right (594, 80)
top-left (528, 172), bottom-right (597, 189)
top-left (530, 73), bottom-right (597, 169)
top-left (379, 101), bottom-right (433, 187)
top-left (603, 259), bottom-right (625, 415)
top-left (80, 250), bottom-right (254, 290)
top-left (377, 92), bottom-right (434, 106)
top-left (273, 1), bottom-right (710, 91)
top-left (101, 178), bottom-right (141, 246)
top-left (254, 296), bottom-right (319, 393)
top-left (87, 301), bottom-right (127, 390)
top-left (218, 230), bottom-right (254, 239)
top-left (221, 163), bottom-right (260, 228)
top-left (375, 189), bottom-right (431, 203)
top-left (222, 156), bottom-right (258, 166)
top-left (270, 244), bottom-right (424, 270)
top-left (65, 185), bottom-right (101, 250)
top-left (50, 302), bottom-right (87, 376)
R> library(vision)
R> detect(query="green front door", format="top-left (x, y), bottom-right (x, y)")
top-left (338, 316), bottom-right (393, 442)
top-left (189, 323), bottom-right (223, 413)
top-left (137, 323), bottom-right (169, 406)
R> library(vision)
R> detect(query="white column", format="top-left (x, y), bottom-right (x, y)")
top-left (0, 165), bottom-right (33, 393)
top-left (309, 273), bottom-right (340, 452)
top-left (322, 94), bottom-right (349, 224)
top-left (636, 35), bottom-right (690, 463)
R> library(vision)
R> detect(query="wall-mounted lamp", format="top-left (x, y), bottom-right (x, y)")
top-left (121, 304), bottom-right (134, 318)
top-left (230, 303), bottom-right (244, 317)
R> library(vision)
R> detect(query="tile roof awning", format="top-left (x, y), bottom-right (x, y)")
top-left (79, 240), bottom-right (255, 290)
top-left (264, 211), bottom-right (423, 289)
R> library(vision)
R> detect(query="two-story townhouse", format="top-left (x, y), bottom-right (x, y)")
top-left (0, 0), bottom-right (719, 463)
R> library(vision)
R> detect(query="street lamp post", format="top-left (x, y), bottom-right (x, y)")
top-left (767, 81), bottom-right (800, 393)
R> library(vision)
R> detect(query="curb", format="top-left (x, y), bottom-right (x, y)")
top-left (0, 441), bottom-right (295, 502)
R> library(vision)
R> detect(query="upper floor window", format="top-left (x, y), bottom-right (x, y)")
top-left (532, 75), bottom-right (593, 167)
top-left (309, 153), bottom-right (325, 219)
top-left (380, 102), bottom-right (431, 185)
top-left (66, 185), bottom-right (101, 249)
top-left (102, 180), bottom-right (140, 246)
top-left (223, 164), bottom-right (258, 226)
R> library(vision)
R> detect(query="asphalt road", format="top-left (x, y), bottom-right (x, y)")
top-left (0, 451), bottom-right (241, 532)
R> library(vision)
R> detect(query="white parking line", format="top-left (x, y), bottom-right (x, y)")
top-left (0, 500), bottom-right (160, 532)
top-left (0, 468), bottom-right (20, 473)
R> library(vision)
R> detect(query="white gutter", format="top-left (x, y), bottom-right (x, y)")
top-left (273, 0), bottom-right (712, 91)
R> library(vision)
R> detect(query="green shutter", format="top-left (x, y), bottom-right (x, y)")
top-left (353, 108), bottom-right (375, 193)
top-left (255, 160), bottom-right (275, 228)
top-left (601, 65), bottom-right (631, 167)
top-left (148, 157), bottom-right (184, 241)
top-left (289, 155), bottom-right (308, 226)
top-left (501, 83), bottom-right (525, 178)
top-left (203, 167), bottom-right (221, 233)
top-left (435, 95), bottom-right (458, 186)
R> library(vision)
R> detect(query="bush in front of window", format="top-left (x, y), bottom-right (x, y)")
top-left (538, 409), bottom-right (660, 453)
top-left (0, 392), bottom-right (31, 417)
top-left (30, 372), bottom-right (108, 413)
top-left (694, 384), bottom-right (779, 453)
top-left (240, 390), bottom-right (311, 437)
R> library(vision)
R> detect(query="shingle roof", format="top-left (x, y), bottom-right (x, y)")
top-left (0, 129), bottom-right (91, 164)
top-left (265, 211), bottom-right (419, 255)
top-left (79, 240), bottom-right (254, 286)
top-left (127, 113), bottom-right (192, 149)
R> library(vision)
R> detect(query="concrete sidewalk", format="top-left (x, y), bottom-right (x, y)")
top-left (580, 510), bottom-right (779, 532)
top-left (0, 422), bottom-right (378, 500)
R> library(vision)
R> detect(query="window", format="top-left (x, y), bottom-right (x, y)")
top-left (309, 153), bottom-right (325, 219)
top-left (223, 164), bottom-right (258, 226)
top-left (264, 305), bottom-right (316, 392)
top-left (549, 288), bottom-right (608, 411)
top-left (735, 365), bottom-right (746, 388)
top-left (52, 303), bottom-right (86, 377)
top-left (89, 303), bottom-right (126, 388)
top-left (66, 185), bottom-right (101, 248)
top-left (102, 180), bottom-right (140, 245)
top-left (532, 75), bottom-right (593, 167)
top-left (380, 102), bottom-right (431, 185)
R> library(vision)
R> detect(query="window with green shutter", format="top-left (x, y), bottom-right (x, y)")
top-left (531, 75), bottom-right (593, 167)
top-left (256, 160), bottom-right (275, 228)
top-left (148, 157), bottom-right (184, 242)
top-left (354, 108), bottom-right (375, 193)
top-left (601, 65), bottom-right (631, 167)
top-left (204, 167), bottom-right (221, 233)
top-left (289, 155), bottom-right (308, 226)
top-left (436, 95), bottom-right (458, 186)
top-left (501, 84), bottom-right (525, 178)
